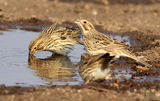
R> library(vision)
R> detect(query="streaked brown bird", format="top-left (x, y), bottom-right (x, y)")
top-left (28, 54), bottom-right (76, 82)
top-left (75, 19), bottom-right (152, 68)
top-left (79, 53), bottom-right (114, 84)
top-left (29, 23), bottom-right (83, 55)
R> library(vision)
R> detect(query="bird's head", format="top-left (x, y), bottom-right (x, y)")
top-left (74, 19), bottom-right (95, 34)
top-left (29, 36), bottom-right (44, 55)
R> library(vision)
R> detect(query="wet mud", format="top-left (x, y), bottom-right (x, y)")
top-left (0, 27), bottom-right (160, 101)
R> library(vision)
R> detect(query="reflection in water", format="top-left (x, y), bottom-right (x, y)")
top-left (1, 28), bottom-right (159, 86)
top-left (28, 54), bottom-right (77, 84)
top-left (0, 32), bottom-right (3, 35)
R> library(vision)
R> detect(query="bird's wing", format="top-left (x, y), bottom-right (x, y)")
top-left (95, 32), bottom-right (131, 50)
top-left (40, 24), bottom-right (57, 36)
top-left (40, 22), bottom-right (67, 38)
top-left (87, 53), bottom-right (114, 66)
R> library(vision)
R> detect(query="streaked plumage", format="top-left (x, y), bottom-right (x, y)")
top-left (29, 23), bottom-right (83, 55)
top-left (28, 54), bottom-right (76, 81)
top-left (75, 19), bottom-right (152, 68)
top-left (79, 53), bottom-right (114, 83)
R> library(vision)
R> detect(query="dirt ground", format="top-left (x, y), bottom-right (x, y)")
top-left (0, 0), bottom-right (160, 101)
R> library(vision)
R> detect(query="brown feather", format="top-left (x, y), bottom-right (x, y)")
top-left (75, 19), bottom-right (152, 68)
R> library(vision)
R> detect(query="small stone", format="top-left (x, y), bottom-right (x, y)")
top-left (77, 90), bottom-right (81, 93)
top-left (4, 2), bottom-right (8, 6)
top-left (0, 12), bottom-right (3, 18)
top-left (83, 4), bottom-right (90, 10)
top-left (151, 89), bottom-right (155, 92)
top-left (92, 10), bottom-right (98, 16)
top-left (134, 89), bottom-right (137, 92)
top-left (31, 15), bottom-right (36, 18)
top-left (121, 74), bottom-right (125, 78)
top-left (156, 92), bottom-right (160, 97)
top-left (100, 0), bottom-right (109, 5)
top-left (25, 8), bottom-right (29, 11)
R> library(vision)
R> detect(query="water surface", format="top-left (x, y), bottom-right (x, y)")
top-left (0, 28), bottom-right (159, 86)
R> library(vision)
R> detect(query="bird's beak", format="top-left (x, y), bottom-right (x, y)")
top-left (29, 49), bottom-right (36, 56)
top-left (28, 52), bottom-right (33, 57)
top-left (74, 19), bottom-right (81, 24)
top-left (29, 51), bottom-right (34, 56)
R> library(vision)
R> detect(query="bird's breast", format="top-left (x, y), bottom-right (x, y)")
top-left (91, 68), bottom-right (111, 80)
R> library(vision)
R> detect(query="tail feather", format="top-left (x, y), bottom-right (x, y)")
top-left (127, 54), bottom-right (152, 68)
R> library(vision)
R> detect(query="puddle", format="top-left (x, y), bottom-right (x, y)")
top-left (108, 34), bottom-right (137, 47)
top-left (112, 64), bottom-right (160, 83)
top-left (0, 29), bottom-right (84, 86)
top-left (0, 27), bottom-right (159, 87)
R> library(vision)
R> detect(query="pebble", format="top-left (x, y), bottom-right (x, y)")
top-left (134, 89), bottom-right (137, 92)
top-left (83, 4), bottom-right (90, 10)
top-left (0, 12), bottom-right (3, 18)
top-left (100, 0), bottom-right (109, 5)
top-left (25, 8), bottom-right (29, 11)
top-left (77, 89), bottom-right (81, 93)
top-left (4, 2), bottom-right (8, 6)
top-left (156, 92), bottom-right (160, 97)
top-left (92, 10), bottom-right (98, 16)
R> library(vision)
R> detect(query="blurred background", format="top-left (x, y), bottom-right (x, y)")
top-left (0, 0), bottom-right (160, 34)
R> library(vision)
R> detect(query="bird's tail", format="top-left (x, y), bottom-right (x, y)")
top-left (126, 54), bottom-right (152, 68)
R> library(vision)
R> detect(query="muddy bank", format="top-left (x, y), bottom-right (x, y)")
top-left (0, 84), bottom-right (160, 101)
top-left (0, 0), bottom-right (160, 35)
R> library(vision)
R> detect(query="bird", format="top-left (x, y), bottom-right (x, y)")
top-left (28, 54), bottom-right (76, 82)
top-left (75, 19), bottom-right (152, 68)
top-left (29, 23), bottom-right (83, 55)
top-left (79, 53), bottom-right (114, 84)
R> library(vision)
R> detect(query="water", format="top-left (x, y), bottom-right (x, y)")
top-left (0, 29), bottom-right (85, 86)
top-left (108, 34), bottom-right (136, 47)
top-left (0, 28), bottom-right (159, 86)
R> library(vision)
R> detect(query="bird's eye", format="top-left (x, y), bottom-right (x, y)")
top-left (61, 37), bottom-right (66, 40)
top-left (34, 47), bottom-right (37, 49)
top-left (61, 33), bottom-right (65, 35)
top-left (83, 21), bottom-right (87, 24)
